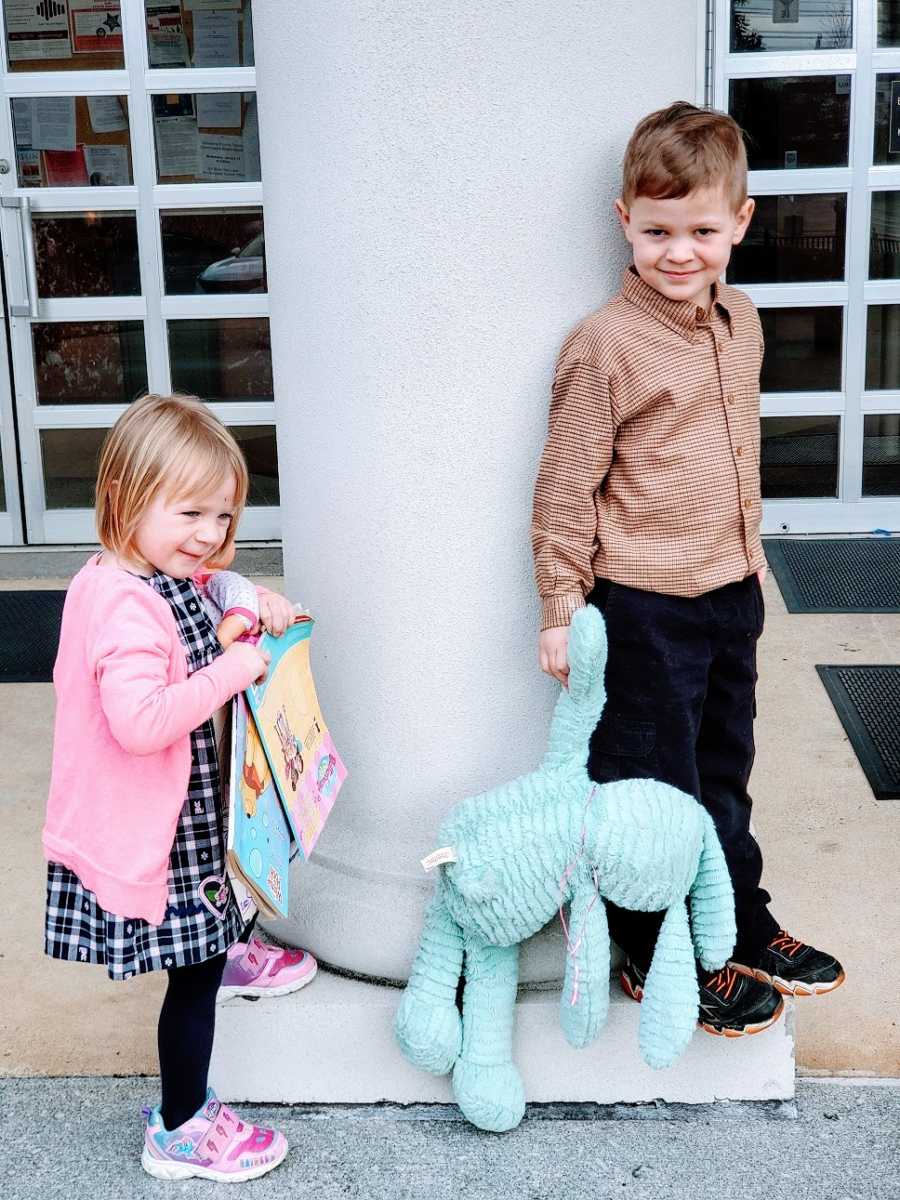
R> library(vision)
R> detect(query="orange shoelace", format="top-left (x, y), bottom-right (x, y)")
top-left (705, 966), bottom-right (739, 1000)
top-left (770, 930), bottom-right (804, 958)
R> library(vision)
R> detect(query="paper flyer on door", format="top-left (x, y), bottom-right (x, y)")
top-left (246, 616), bottom-right (347, 860)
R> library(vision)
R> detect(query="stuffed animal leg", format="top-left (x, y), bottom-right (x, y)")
top-left (558, 882), bottom-right (610, 1049)
top-left (452, 937), bottom-right (525, 1133)
top-left (638, 900), bottom-right (699, 1069)
top-left (394, 892), bottom-right (464, 1075)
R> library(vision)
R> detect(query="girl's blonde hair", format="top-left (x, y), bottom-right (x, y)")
top-left (95, 393), bottom-right (249, 565)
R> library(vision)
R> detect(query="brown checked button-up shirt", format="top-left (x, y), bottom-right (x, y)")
top-left (532, 267), bottom-right (766, 631)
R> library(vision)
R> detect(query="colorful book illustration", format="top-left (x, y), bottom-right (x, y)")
top-left (246, 617), bottom-right (347, 859)
top-left (227, 691), bottom-right (293, 918)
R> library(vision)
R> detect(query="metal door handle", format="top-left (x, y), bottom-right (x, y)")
top-left (1, 194), bottom-right (38, 318)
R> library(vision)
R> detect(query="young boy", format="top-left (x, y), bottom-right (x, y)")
top-left (531, 101), bottom-right (844, 1036)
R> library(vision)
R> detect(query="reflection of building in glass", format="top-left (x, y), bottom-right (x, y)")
top-left (732, 1), bottom-right (852, 53)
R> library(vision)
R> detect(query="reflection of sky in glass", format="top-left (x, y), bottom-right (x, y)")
top-left (731, 1), bottom-right (852, 52)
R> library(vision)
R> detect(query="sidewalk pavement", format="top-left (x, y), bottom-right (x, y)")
top-left (2, 1078), bottom-right (897, 1200)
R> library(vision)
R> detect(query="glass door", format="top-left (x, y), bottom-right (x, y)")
top-left (715, 0), bottom-right (900, 532)
top-left (0, 0), bottom-right (278, 544)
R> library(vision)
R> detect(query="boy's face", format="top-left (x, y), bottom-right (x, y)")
top-left (615, 186), bottom-right (755, 310)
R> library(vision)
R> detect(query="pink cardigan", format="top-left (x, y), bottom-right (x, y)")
top-left (42, 557), bottom-right (253, 924)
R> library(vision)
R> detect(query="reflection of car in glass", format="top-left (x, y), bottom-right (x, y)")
top-left (196, 234), bottom-right (266, 294)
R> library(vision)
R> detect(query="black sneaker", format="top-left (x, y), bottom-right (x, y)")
top-left (732, 930), bottom-right (846, 998)
top-left (620, 959), bottom-right (784, 1038)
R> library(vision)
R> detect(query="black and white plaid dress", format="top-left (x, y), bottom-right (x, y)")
top-left (44, 571), bottom-right (244, 980)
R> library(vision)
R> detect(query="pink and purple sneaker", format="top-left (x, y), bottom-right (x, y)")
top-left (218, 935), bottom-right (318, 1001)
top-left (141, 1089), bottom-right (288, 1182)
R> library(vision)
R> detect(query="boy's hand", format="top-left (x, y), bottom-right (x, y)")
top-left (756, 563), bottom-right (767, 586)
top-left (539, 626), bottom-right (570, 688)
top-left (258, 590), bottom-right (294, 637)
top-left (223, 641), bottom-right (271, 688)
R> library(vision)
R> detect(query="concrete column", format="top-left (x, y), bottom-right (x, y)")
top-left (253, 0), bottom-right (698, 983)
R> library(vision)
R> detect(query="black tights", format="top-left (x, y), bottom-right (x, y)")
top-left (156, 917), bottom-right (259, 1130)
top-left (157, 952), bottom-right (227, 1131)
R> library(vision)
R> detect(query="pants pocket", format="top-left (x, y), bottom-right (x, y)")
top-left (593, 715), bottom-right (656, 758)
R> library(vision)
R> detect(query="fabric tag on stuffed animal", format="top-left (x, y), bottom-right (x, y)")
top-left (421, 847), bottom-right (457, 872)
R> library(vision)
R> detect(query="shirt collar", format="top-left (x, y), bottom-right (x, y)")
top-left (621, 266), bottom-right (734, 342)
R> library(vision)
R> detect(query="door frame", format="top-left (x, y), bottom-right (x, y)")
top-left (711, 0), bottom-right (900, 532)
top-left (0, 1), bottom-right (278, 545)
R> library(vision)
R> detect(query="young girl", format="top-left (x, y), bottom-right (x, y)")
top-left (42, 394), bottom-right (304, 1183)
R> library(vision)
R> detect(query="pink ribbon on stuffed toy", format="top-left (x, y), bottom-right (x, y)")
top-left (557, 786), bottom-right (602, 1006)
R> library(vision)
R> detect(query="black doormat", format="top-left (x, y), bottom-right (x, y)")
top-left (764, 538), bottom-right (900, 613)
top-left (0, 590), bottom-right (66, 682)
top-left (817, 665), bottom-right (900, 800)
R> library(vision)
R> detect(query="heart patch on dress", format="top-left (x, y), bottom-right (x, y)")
top-left (199, 875), bottom-right (230, 921)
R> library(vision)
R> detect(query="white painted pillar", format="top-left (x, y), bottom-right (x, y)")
top-left (253, 0), bottom-right (698, 983)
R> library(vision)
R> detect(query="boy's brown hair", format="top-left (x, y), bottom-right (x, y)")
top-left (621, 101), bottom-right (748, 212)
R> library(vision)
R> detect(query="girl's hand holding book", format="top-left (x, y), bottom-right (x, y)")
top-left (258, 590), bottom-right (295, 637)
top-left (222, 640), bottom-right (271, 688)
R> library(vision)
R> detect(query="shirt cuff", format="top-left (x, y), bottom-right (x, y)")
top-left (540, 591), bottom-right (585, 632)
top-left (221, 606), bottom-right (257, 631)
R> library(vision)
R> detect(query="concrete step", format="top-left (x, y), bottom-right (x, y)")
top-left (211, 970), bottom-right (795, 1105)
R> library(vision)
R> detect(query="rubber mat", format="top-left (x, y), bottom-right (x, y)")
top-left (0, 590), bottom-right (66, 682)
top-left (817, 665), bottom-right (900, 800)
top-left (764, 538), bottom-right (900, 613)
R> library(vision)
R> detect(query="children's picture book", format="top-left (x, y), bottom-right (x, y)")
top-left (226, 691), bottom-right (293, 918)
top-left (246, 616), bottom-right (346, 859)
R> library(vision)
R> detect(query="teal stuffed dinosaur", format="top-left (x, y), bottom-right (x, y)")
top-left (394, 605), bottom-right (735, 1132)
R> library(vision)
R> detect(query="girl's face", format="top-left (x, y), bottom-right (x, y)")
top-left (131, 473), bottom-right (237, 578)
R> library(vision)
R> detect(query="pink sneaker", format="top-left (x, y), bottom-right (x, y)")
top-left (141, 1089), bottom-right (288, 1182)
top-left (218, 935), bottom-right (318, 1001)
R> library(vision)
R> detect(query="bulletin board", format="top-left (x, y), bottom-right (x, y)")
top-left (13, 94), bottom-right (132, 188)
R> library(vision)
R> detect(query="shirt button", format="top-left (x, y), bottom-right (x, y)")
top-left (736, 446), bottom-right (743, 456)
top-left (743, 498), bottom-right (752, 510)
top-left (726, 394), bottom-right (735, 405)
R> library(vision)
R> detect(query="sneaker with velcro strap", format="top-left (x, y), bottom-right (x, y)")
top-left (620, 957), bottom-right (784, 1037)
top-left (731, 930), bottom-right (846, 998)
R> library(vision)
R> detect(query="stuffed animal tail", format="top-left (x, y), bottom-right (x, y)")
top-left (688, 811), bottom-right (737, 972)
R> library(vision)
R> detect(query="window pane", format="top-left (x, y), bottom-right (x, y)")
top-left (168, 318), bottom-right (272, 403)
top-left (33, 322), bottom-right (147, 405)
top-left (161, 208), bottom-right (265, 294)
top-left (145, 1), bottom-right (254, 68)
top-left (5, 1), bottom-right (125, 71)
top-left (761, 416), bottom-right (839, 498)
top-left (11, 96), bottom-right (132, 188)
top-left (873, 74), bottom-right (900, 165)
top-left (731, 1), bottom-right (852, 53)
top-left (869, 193), bottom-right (900, 279)
top-left (34, 212), bottom-right (140, 298)
top-left (863, 414), bottom-right (900, 495)
top-left (230, 426), bottom-right (279, 506)
top-left (760, 307), bottom-right (843, 392)
top-left (878, 2), bottom-right (900, 46)
top-left (865, 306), bottom-right (900, 389)
top-left (152, 93), bottom-right (260, 184)
top-left (729, 77), bottom-right (851, 170)
top-left (40, 427), bottom-right (106, 509)
top-left (729, 194), bottom-right (846, 284)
